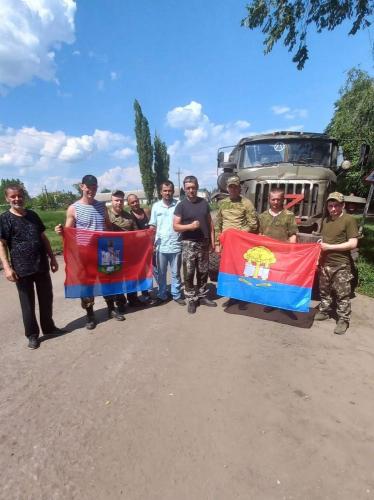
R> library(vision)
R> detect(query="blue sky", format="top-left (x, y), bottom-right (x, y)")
top-left (0, 0), bottom-right (372, 195)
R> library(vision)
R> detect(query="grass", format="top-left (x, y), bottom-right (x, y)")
top-left (34, 210), bottom-right (66, 253)
top-left (356, 219), bottom-right (374, 297)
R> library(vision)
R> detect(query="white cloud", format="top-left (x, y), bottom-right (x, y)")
top-left (0, 125), bottom-right (132, 167)
top-left (167, 101), bottom-right (208, 129)
top-left (110, 71), bottom-right (118, 81)
top-left (112, 147), bottom-right (135, 159)
top-left (166, 101), bottom-right (254, 188)
top-left (0, 0), bottom-right (76, 89)
top-left (98, 166), bottom-right (142, 191)
top-left (271, 105), bottom-right (308, 120)
top-left (72, 49), bottom-right (80, 56)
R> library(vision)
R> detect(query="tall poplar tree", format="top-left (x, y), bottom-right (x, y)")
top-left (134, 100), bottom-right (154, 204)
top-left (154, 133), bottom-right (170, 198)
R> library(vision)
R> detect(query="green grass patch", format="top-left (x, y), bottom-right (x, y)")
top-left (35, 209), bottom-right (65, 253)
top-left (356, 219), bottom-right (374, 297)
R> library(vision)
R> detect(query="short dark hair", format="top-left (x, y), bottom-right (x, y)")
top-left (160, 180), bottom-right (174, 191)
top-left (269, 187), bottom-right (285, 197)
top-left (5, 184), bottom-right (25, 196)
top-left (81, 174), bottom-right (98, 185)
top-left (112, 189), bottom-right (125, 198)
top-left (183, 175), bottom-right (199, 188)
top-left (127, 193), bottom-right (138, 202)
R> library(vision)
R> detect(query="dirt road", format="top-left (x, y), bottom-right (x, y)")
top-left (1, 257), bottom-right (373, 500)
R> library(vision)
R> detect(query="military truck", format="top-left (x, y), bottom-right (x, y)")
top-left (213, 131), bottom-right (365, 242)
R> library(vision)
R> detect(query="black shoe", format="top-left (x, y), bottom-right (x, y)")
top-left (43, 327), bottom-right (67, 337)
top-left (28, 336), bottom-right (40, 349)
top-left (108, 308), bottom-right (126, 321)
top-left (128, 297), bottom-right (144, 308)
top-left (199, 298), bottom-right (217, 307)
top-left (187, 301), bottom-right (197, 314)
top-left (222, 298), bottom-right (237, 307)
top-left (174, 298), bottom-right (186, 306)
top-left (86, 307), bottom-right (96, 330)
top-left (149, 297), bottom-right (167, 306)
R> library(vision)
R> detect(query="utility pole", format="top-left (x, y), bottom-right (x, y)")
top-left (175, 168), bottom-right (182, 193)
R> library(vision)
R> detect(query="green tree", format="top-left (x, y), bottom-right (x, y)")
top-left (154, 133), bottom-right (170, 198)
top-left (326, 68), bottom-right (374, 196)
top-left (0, 178), bottom-right (29, 204)
top-left (241, 0), bottom-right (373, 69)
top-left (100, 188), bottom-right (111, 193)
top-left (134, 100), bottom-right (155, 204)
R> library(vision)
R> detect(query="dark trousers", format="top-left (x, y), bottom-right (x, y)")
top-left (16, 271), bottom-right (55, 338)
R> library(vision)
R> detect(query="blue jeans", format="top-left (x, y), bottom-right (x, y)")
top-left (156, 251), bottom-right (182, 300)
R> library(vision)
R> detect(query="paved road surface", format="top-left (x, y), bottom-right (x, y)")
top-left (1, 257), bottom-right (373, 500)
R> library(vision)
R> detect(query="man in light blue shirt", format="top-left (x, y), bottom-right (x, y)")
top-left (149, 180), bottom-right (185, 305)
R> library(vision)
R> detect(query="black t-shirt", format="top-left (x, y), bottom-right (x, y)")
top-left (0, 210), bottom-right (49, 277)
top-left (174, 197), bottom-right (211, 241)
top-left (129, 209), bottom-right (149, 230)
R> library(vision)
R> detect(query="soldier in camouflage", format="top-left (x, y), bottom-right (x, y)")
top-left (259, 188), bottom-right (298, 242)
top-left (215, 175), bottom-right (259, 307)
top-left (315, 192), bottom-right (358, 335)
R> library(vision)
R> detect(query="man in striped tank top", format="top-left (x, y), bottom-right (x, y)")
top-left (56, 175), bottom-right (125, 329)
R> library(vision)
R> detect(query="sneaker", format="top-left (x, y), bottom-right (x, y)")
top-left (314, 311), bottom-right (330, 321)
top-left (108, 308), bottom-right (126, 321)
top-left (199, 298), bottom-right (217, 307)
top-left (187, 301), bottom-right (197, 314)
top-left (334, 319), bottom-right (348, 335)
top-left (174, 298), bottom-right (186, 306)
top-left (28, 337), bottom-right (40, 349)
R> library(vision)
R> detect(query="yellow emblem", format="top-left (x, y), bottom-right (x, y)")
top-left (243, 246), bottom-right (276, 281)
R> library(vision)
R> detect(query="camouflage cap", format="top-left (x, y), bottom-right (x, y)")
top-left (327, 192), bottom-right (344, 203)
top-left (226, 175), bottom-right (240, 187)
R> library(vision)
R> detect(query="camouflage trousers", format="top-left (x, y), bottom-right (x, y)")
top-left (81, 294), bottom-right (126, 310)
top-left (182, 239), bottom-right (210, 303)
top-left (318, 264), bottom-right (353, 322)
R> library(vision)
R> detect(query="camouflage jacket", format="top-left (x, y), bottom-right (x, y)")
top-left (259, 209), bottom-right (298, 242)
top-left (215, 196), bottom-right (258, 242)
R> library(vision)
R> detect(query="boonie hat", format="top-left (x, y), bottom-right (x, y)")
top-left (327, 192), bottom-right (344, 203)
top-left (226, 175), bottom-right (240, 187)
top-left (81, 174), bottom-right (98, 185)
top-left (112, 189), bottom-right (125, 197)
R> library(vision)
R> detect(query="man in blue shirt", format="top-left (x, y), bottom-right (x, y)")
top-left (149, 180), bottom-right (185, 305)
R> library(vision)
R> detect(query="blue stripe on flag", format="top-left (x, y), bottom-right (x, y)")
top-left (217, 272), bottom-right (312, 312)
top-left (65, 277), bottom-right (153, 298)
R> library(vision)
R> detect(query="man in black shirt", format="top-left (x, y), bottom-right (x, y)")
top-left (173, 175), bottom-right (216, 313)
top-left (0, 185), bottom-right (62, 349)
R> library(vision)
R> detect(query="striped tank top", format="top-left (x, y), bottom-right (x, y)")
top-left (73, 200), bottom-right (106, 245)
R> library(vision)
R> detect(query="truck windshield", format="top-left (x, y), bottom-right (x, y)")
top-left (242, 140), bottom-right (332, 168)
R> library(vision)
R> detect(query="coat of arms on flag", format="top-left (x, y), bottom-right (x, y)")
top-left (98, 237), bottom-right (123, 274)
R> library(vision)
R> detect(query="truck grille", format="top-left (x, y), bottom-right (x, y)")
top-left (254, 181), bottom-right (319, 218)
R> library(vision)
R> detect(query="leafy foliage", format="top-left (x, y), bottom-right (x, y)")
top-left (134, 100), bottom-right (155, 205)
top-left (241, 0), bottom-right (373, 69)
top-left (326, 68), bottom-right (374, 196)
top-left (154, 133), bottom-right (170, 198)
top-left (31, 191), bottom-right (78, 210)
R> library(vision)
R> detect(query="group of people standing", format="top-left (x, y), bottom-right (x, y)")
top-left (0, 173), bottom-right (358, 350)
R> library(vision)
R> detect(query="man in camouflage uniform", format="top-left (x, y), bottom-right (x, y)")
top-left (315, 192), bottom-right (358, 335)
top-left (259, 188), bottom-right (298, 242)
top-left (215, 175), bottom-right (259, 306)
top-left (173, 175), bottom-right (216, 314)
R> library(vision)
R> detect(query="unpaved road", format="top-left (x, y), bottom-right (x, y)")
top-left (1, 256), bottom-right (374, 500)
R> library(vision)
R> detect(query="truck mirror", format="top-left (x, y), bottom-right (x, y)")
top-left (217, 151), bottom-right (225, 168)
top-left (341, 160), bottom-right (351, 170)
top-left (360, 144), bottom-right (370, 166)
